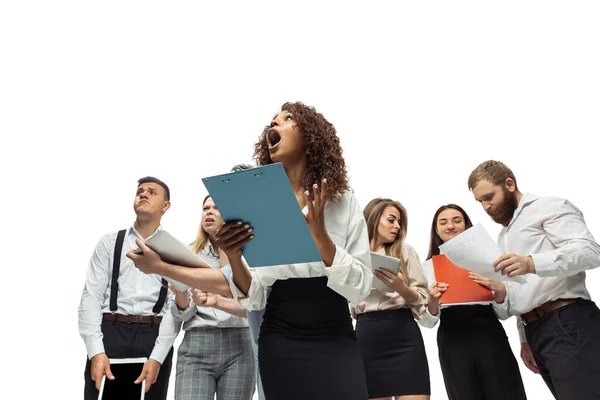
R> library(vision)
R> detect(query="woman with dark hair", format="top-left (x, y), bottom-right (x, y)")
top-left (420, 204), bottom-right (527, 400)
top-left (353, 198), bottom-right (430, 400)
top-left (217, 102), bottom-right (372, 400)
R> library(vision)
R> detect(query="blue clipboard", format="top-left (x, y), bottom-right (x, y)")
top-left (201, 163), bottom-right (321, 267)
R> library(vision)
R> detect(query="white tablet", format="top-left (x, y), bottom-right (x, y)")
top-left (134, 230), bottom-right (209, 291)
top-left (371, 252), bottom-right (401, 293)
top-left (98, 357), bottom-right (148, 399)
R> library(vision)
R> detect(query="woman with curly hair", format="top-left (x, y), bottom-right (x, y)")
top-left (216, 102), bottom-right (373, 400)
top-left (353, 198), bottom-right (430, 400)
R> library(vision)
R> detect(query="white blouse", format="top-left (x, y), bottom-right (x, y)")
top-left (171, 242), bottom-right (248, 329)
top-left (230, 190), bottom-right (373, 310)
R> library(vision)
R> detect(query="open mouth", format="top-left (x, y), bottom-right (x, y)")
top-left (267, 129), bottom-right (282, 149)
top-left (205, 217), bottom-right (216, 223)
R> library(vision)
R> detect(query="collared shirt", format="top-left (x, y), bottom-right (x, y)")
top-left (78, 225), bottom-right (180, 363)
top-left (171, 242), bottom-right (248, 330)
top-left (352, 244), bottom-right (429, 320)
top-left (498, 193), bottom-right (600, 342)
top-left (230, 190), bottom-right (373, 311)
top-left (418, 258), bottom-right (510, 328)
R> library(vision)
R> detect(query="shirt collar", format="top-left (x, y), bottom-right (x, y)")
top-left (203, 241), bottom-right (219, 258)
top-left (128, 224), bottom-right (162, 241)
top-left (507, 192), bottom-right (539, 228)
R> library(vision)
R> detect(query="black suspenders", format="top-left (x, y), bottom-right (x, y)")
top-left (109, 229), bottom-right (169, 326)
top-left (109, 230), bottom-right (126, 312)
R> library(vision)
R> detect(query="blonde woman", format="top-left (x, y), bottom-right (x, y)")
top-left (353, 198), bottom-right (430, 400)
top-left (171, 194), bottom-right (255, 400)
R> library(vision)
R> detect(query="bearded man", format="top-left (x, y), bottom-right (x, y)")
top-left (468, 160), bottom-right (600, 400)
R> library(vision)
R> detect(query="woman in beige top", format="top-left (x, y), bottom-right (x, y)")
top-left (353, 198), bottom-right (430, 400)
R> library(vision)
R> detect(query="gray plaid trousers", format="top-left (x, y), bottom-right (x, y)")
top-left (175, 327), bottom-right (256, 400)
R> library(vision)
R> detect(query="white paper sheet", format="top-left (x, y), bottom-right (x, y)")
top-left (439, 223), bottom-right (526, 284)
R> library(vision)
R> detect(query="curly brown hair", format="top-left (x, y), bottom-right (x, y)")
top-left (253, 102), bottom-right (350, 200)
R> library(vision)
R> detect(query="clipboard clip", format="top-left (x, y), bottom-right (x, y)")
top-left (231, 166), bottom-right (265, 179)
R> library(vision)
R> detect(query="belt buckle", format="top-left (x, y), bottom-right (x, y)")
top-left (126, 315), bottom-right (132, 324)
top-left (533, 308), bottom-right (545, 319)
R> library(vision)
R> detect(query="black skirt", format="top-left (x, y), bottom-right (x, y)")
top-left (258, 277), bottom-right (368, 400)
top-left (437, 305), bottom-right (527, 400)
top-left (356, 308), bottom-right (430, 398)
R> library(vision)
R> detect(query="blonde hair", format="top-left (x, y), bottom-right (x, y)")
top-left (363, 198), bottom-right (409, 285)
top-left (191, 194), bottom-right (212, 255)
top-left (192, 164), bottom-right (254, 255)
top-left (468, 160), bottom-right (518, 191)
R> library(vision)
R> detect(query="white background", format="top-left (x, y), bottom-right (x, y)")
top-left (1, 1), bottom-right (599, 399)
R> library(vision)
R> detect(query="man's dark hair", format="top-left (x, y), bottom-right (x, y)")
top-left (137, 176), bottom-right (170, 200)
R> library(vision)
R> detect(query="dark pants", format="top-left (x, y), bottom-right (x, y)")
top-left (438, 305), bottom-right (527, 400)
top-left (525, 299), bottom-right (600, 400)
top-left (84, 320), bottom-right (174, 400)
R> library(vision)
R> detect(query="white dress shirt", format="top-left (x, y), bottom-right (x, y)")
top-left (171, 242), bottom-right (248, 329)
top-left (498, 193), bottom-right (600, 342)
top-left (418, 258), bottom-right (510, 328)
top-left (78, 226), bottom-right (180, 363)
top-left (230, 190), bottom-right (373, 310)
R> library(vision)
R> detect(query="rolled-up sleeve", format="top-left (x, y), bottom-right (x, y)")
top-left (170, 291), bottom-right (196, 322)
top-left (230, 270), bottom-right (269, 311)
top-left (419, 308), bottom-right (440, 328)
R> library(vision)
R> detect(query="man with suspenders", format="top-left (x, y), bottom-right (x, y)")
top-left (78, 176), bottom-right (180, 399)
top-left (128, 165), bottom-right (267, 400)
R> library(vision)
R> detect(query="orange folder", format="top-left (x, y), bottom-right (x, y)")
top-left (432, 255), bottom-right (494, 304)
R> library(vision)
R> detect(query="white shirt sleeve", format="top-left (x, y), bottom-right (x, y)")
top-left (416, 259), bottom-right (440, 328)
top-left (492, 280), bottom-right (513, 320)
top-left (532, 199), bottom-right (600, 277)
top-left (171, 291), bottom-right (196, 322)
top-left (78, 235), bottom-right (111, 359)
top-left (404, 246), bottom-right (429, 319)
top-left (517, 316), bottom-right (527, 343)
top-left (231, 269), bottom-right (269, 311)
top-left (492, 299), bottom-right (511, 320)
top-left (150, 295), bottom-right (181, 364)
top-left (419, 308), bottom-right (440, 328)
top-left (322, 215), bottom-right (373, 304)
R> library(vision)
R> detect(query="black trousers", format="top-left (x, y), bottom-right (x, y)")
top-left (437, 305), bottom-right (527, 400)
top-left (84, 320), bottom-right (174, 400)
top-left (525, 299), bottom-right (600, 400)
